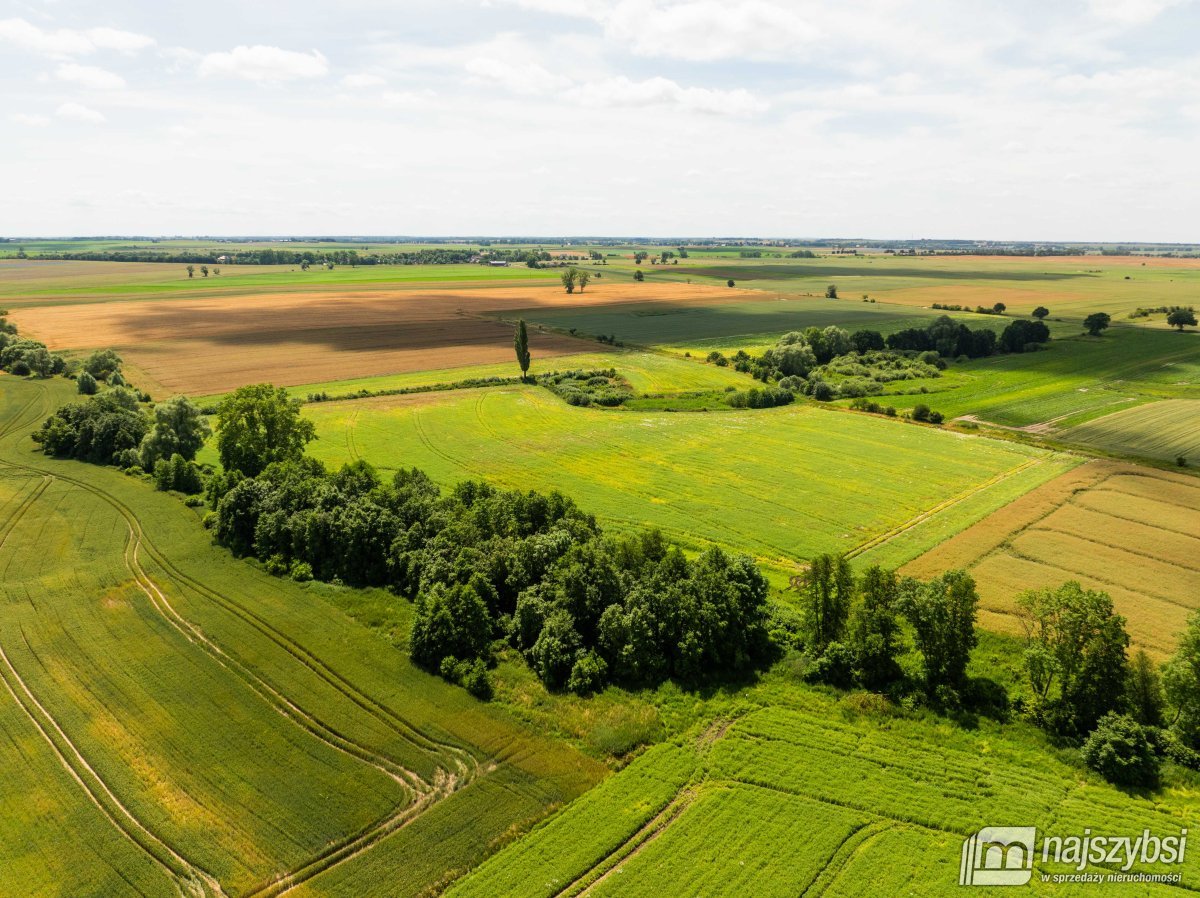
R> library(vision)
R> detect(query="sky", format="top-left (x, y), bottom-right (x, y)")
top-left (1, 0), bottom-right (1198, 240)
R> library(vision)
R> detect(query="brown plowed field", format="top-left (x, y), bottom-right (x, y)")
top-left (13, 283), bottom-right (741, 396)
top-left (902, 460), bottom-right (1200, 656)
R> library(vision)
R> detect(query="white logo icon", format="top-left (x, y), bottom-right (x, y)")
top-left (960, 826), bottom-right (1037, 886)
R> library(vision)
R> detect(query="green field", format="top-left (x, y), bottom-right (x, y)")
top-left (1059, 399), bottom-right (1200, 463)
top-left (295, 385), bottom-right (1060, 574)
top-left (198, 349), bottom-right (755, 405)
top-left (448, 695), bottom-right (1200, 897)
top-left (0, 259), bottom-right (557, 303)
top-left (0, 376), bottom-right (603, 897)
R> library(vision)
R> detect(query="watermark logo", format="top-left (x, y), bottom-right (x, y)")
top-left (960, 826), bottom-right (1036, 886)
top-left (959, 826), bottom-right (1188, 887)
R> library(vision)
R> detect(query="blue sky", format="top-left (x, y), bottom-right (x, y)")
top-left (2, 0), bottom-right (1197, 240)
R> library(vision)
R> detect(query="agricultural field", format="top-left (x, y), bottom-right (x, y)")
top-left (4, 246), bottom-right (1200, 897)
top-left (7, 275), bottom-right (744, 397)
top-left (902, 461), bottom-right (1200, 657)
top-left (296, 384), bottom-right (1062, 576)
top-left (0, 377), bottom-right (603, 897)
top-left (1058, 399), bottom-right (1200, 463)
top-left (448, 697), bottom-right (1200, 897)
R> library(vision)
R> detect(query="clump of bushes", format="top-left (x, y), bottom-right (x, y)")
top-left (726, 386), bottom-right (794, 409)
top-left (539, 369), bottom-right (633, 407)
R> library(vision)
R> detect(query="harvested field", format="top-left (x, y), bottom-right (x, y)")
top-left (902, 461), bottom-right (1200, 656)
top-left (10, 282), bottom-right (748, 396)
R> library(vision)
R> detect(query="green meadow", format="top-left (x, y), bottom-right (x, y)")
top-left (297, 385), bottom-right (1061, 574)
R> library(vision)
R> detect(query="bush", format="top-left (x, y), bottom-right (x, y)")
top-left (811, 381), bottom-right (834, 402)
top-left (77, 371), bottom-right (99, 395)
top-left (806, 642), bottom-right (856, 689)
top-left (912, 403), bottom-right (932, 422)
top-left (290, 560), bottom-right (313, 582)
top-left (1081, 713), bottom-right (1160, 787)
top-left (568, 650), bottom-right (608, 695)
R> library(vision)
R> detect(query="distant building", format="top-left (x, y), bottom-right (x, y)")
top-left (216, 255), bottom-right (230, 263)
top-left (489, 260), bottom-right (509, 267)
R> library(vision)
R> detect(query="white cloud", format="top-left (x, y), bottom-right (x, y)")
top-left (1087, 0), bottom-right (1189, 24)
top-left (85, 26), bottom-right (157, 53)
top-left (56, 102), bottom-right (106, 123)
top-left (465, 56), bottom-right (571, 94)
top-left (199, 45), bottom-right (329, 82)
top-left (569, 75), bottom-right (769, 115)
top-left (0, 18), bottom-right (153, 57)
top-left (11, 113), bottom-right (51, 127)
top-left (341, 72), bottom-right (387, 88)
top-left (55, 63), bottom-right (126, 90)
top-left (381, 89), bottom-right (436, 107)
top-left (604, 0), bottom-right (820, 61)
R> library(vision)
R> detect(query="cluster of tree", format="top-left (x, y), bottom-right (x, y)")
top-left (203, 385), bottom-right (775, 697)
top-left (1128, 304), bottom-right (1194, 322)
top-left (34, 388), bottom-right (150, 464)
top-left (0, 312), bottom-right (66, 377)
top-left (930, 302), bottom-right (1007, 315)
top-left (34, 388), bottom-right (210, 482)
top-left (1016, 583), bottom-right (1200, 787)
top-left (75, 349), bottom-right (124, 394)
top-left (791, 558), bottom-right (983, 706)
top-left (888, 316), bottom-right (998, 357)
top-left (559, 268), bottom-right (593, 294)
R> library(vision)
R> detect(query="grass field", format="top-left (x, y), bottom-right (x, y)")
top-left (1058, 399), bottom-right (1200, 463)
top-left (295, 385), bottom-right (1059, 575)
top-left (902, 461), bottom-right (1200, 657)
top-left (448, 695), bottom-right (1200, 897)
top-left (0, 375), bottom-right (604, 897)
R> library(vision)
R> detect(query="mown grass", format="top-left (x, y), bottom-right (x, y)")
top-left (0, 375), bottom-right (604, 897)
top-left (299, 385), bottom-right (1058, 574)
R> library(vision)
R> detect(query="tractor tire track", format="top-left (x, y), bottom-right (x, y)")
top-left (121, 520), bottom-right (426, 793)
top-left (0, 638), bottom-right (225, 898)
top-left (552, 787), bottom-right (699, 898)
top-left (1, 457), bottom-right (482, 897)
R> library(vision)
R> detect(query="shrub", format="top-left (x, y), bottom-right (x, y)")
top-left (77, 371), bottom-right (99, 395)
top-left (568, 650), bottom-right (608, 695)
top-left (806, 642), bottom-right (856, 689)
top-left (811, 381), bottom-right (834, 402)
top-left (912, 403), bottom-right (932, 422)
top-left (1081, 713), bottom-right (1160, 788)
